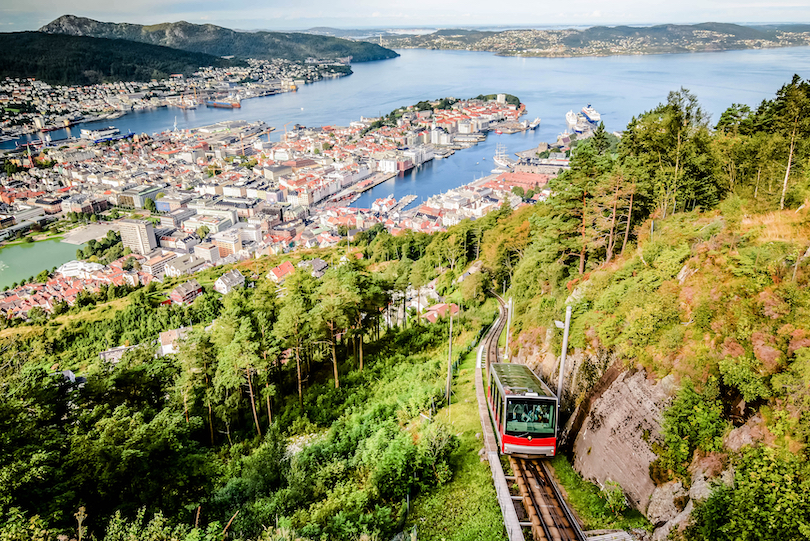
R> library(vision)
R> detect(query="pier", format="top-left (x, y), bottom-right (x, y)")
top-left (353, 172), bottom-right (397, 194)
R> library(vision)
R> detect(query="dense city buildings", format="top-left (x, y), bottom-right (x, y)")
top-left (0, 93), bottom-right (568, 318)
top-left (119, 219), bottom-right (157, 255)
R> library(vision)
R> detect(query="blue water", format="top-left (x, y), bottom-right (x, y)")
top-left (6, 47), bottom-right (810, 208)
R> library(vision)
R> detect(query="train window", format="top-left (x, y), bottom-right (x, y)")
top-left (504, 400), bottom-right (555, 437)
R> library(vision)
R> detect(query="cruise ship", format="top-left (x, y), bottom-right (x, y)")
top-left (565, 110), bottom-right (577, 128)
top-left (582, 104), bottom-right (601, 124)
top-left (80, 127), bottom-right (120, 140)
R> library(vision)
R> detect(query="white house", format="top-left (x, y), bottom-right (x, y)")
top-left (215, 269), bottom-right (246, 295)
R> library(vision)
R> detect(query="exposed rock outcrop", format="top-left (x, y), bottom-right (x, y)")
top-left (724, 412), bottom-right (769, 452)
top-left (570, 370), bottom-right (673, 514)
top-left (652, 499), bottom-right (693, 541)
top-left (647, 480), bottom-right (687, 525)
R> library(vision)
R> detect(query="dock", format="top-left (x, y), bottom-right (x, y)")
top-left (390, 194), bottom-right (417, 213)
top-left (354, 171), bottom-right (396, 194)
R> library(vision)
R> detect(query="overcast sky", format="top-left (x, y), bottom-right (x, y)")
top-left (3, 0), bottom-right (810, 32)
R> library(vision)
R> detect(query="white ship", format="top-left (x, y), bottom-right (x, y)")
top-left (565, 110), bottom-right (577, 128)
top-left (529, 117), bottom-right (541, 130)
top-left (574, 114), bottom-right (592, 134)
top-left (80, 126), bottom-right (120, 140)
top-left (582, 104), bottom-right (601, 124)
top-left (493, 143), bottom-right (514, 169)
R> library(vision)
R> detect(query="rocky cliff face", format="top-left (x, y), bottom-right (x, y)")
top-left (514, 332), bottom-right (669, 510)
top-left (571, 369), bottom-right (673, 512)
top-left (513, 331), bottom-right (741, 540)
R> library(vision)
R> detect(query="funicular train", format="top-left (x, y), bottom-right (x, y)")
top-left (487, 363), bottom-right (558, 457)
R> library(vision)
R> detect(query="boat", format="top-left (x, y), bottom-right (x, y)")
top-left (493, 143), bottom-right (513, 169)
top-left (529, 117), bottom-right (541, 130)
top-left (582, 104), bottom-right (601, 124)
top-left (495, 129), bottom-right (503, 135)
top-left (80, 126), bottom-right (120, 140)
top-left (565, 110), bottom-right (577, 127)
top-left (206, 96), bottom-right (241, 109)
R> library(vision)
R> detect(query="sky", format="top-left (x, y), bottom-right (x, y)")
top-left (2, 0), bottom-right (810, 32)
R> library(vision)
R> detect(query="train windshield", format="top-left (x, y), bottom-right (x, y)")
top-left (504, 399), bottom-right (556, 437)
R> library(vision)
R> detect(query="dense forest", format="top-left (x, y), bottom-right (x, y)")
top-left (0, 32), bottom-right (243, 86)
top-left (39, 15), bottom-right (399, 63)
top-left (4, 77), bottom-right (810, 540)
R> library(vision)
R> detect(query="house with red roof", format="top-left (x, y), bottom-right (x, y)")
top-left (267, 260), bottom-right (295, 283)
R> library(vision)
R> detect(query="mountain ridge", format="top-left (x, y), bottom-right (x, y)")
top-left (40, 15), bottom-right (399, 62)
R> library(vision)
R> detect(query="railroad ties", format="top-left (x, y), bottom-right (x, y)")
top-left (509, 457), bottom-right (587, 541)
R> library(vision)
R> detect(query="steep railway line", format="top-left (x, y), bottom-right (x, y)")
top-left (482, 295), bottom-right (586, 541)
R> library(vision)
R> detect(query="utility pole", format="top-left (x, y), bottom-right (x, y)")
top-left (446, 311), bottom-right (454, 407)
top-left (556, 305), bottom-right (572, 402)
top-left (505, 297), bottom-right (513, 361)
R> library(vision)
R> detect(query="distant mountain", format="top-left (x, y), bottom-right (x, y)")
top-left (40, 15), bottom-right (399, 62)
top-left (379, 22), bottom-right (810, 57)
top-left (380, 22), bottom-right (810, 57)
top-left (0, 32), bottom-right (243, 86)
top-left (560, 22), bottom-right (770, 47)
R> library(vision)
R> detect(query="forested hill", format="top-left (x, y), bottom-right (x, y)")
top-left (40, 15), bottom-right (399, 62)
top-left (0, 32), bottom-right (244, 86)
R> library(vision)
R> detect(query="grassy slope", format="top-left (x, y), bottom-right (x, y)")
top-left (408, 346), bottom-right (508, 541)
top-left (549, 455), bottom-right (650, 531)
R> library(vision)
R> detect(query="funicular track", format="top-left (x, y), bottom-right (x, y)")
top-left (484, 295), bottom-right (586, 541)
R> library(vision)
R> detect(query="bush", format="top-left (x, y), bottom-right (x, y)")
top-left (599, 480), bottom-right (627, 517)
top-left (656, 378), bottom-right (727, 479)
top-left (686, 446), bottom-right (810, 541)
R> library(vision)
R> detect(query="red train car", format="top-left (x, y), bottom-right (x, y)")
top-left (487, 363), bottom-right (558, 457)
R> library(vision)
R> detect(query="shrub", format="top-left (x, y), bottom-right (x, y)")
top-left (657, 378), bottom-right (727, 479)
top-left (599, 481), bottom-right (627, 516)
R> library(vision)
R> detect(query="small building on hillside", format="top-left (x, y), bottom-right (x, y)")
top-left (215, 269), bottom-right (246, 295)
top-left (158, 326), bottom-right (192, 356)
top-left (170, 279), bottom-right (203, 305)
top-left (422, 303), bottom-right (460, 324)
top-left (267, 260), bottom-right (295, 283)
top-left (297, 257), bottom-right (328, 279)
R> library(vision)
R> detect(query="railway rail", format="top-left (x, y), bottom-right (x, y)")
top-left (482, 295), bottom-right (586, 541)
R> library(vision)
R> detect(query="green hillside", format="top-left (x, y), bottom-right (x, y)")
top-left (0, 32), bottom-right (243, 85)
top-left (4, 77), bottom-right (810, 540)
top-left (40, 15), bottom-right (399, 62)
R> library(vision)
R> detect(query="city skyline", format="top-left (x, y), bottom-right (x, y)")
top-left (3, 0), bottom-right (810, 33)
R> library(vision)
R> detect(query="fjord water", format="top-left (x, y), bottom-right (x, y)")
top-left (6, 47), bottom-right (810, 208)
